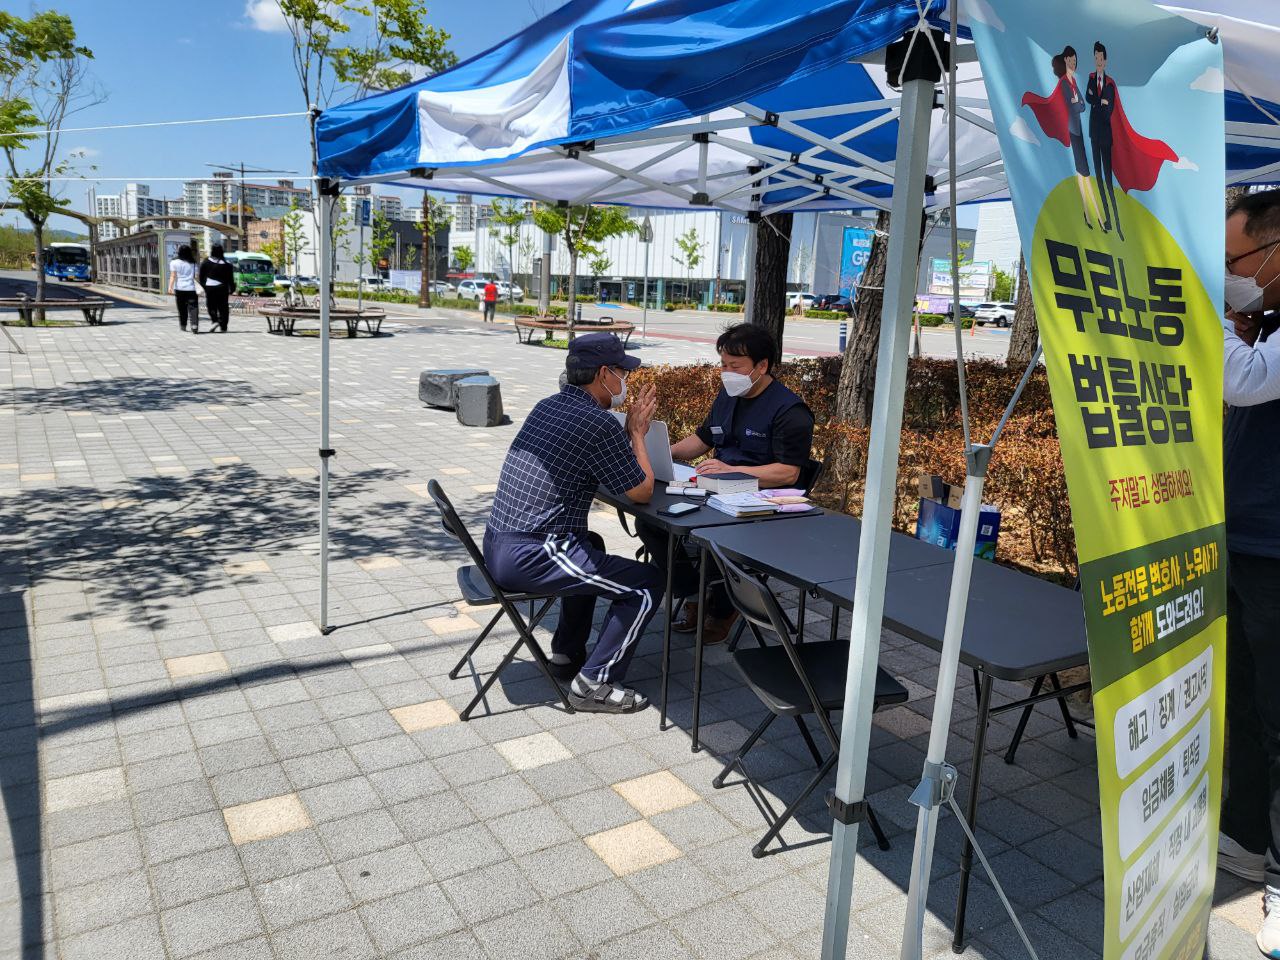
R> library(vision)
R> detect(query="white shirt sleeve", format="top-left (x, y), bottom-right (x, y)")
top-left (1223, 316), bottom-right (1280, 407)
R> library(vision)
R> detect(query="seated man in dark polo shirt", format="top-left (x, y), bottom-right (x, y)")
top-left (484, 333), bottom-right (662, 714)
top-left (637, 323), bottom-right (814, 643)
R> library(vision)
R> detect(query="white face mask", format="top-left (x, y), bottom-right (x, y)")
top-left (721, 369), bottom-right (759, 398)
top-left (1226, 244), bottom-right (1280, 313)
top-left (606, 369), bottom-right (627, 409)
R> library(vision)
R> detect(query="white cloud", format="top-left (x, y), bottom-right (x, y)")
top-left (1173, 156), bottom-right (1200, 171)
top-left (1190, 66), bottom-right (1224, 94)
top-left (1009, 116), bottom-right (1039, 145)
top-left (245, 0), bottom-right (289, 33)
top-left (963, 0), bottom-right (1006, 32)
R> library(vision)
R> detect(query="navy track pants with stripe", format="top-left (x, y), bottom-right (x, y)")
top-left (484, 530), bottom-right (661, 685)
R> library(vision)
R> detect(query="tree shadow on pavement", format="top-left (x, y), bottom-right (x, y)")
top-left (2, 464), bottom-right (491, 631)
top-left (5, 377), bottom-right (290, 415)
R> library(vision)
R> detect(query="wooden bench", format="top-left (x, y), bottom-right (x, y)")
top-left (514, 316), bottom-right (634, 347)
top-left (0, 297), bottom-right (111, 326)
top-left (262, 309), bottom-right (386, 338)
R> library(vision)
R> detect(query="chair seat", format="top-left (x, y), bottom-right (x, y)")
top-left (732, 640), bottom-right (908, 717)
top-left (456, 565), bottom-right (550, 606)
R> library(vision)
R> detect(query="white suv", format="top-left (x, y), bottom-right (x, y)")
top-left (972, 301), bottom-right (1015, 327)
top-left (455, 279), bottom-right (484, 300)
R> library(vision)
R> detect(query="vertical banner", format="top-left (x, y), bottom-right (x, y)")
top-left (839, 226), bottom-right (874, 297)
top-left (968, 2), bottom-right (1225, 959)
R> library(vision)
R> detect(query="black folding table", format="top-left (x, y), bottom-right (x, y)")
top-left (593, 487), bottom-right (823, 729)
top-left (692, 513), bottom-right (1089, 952)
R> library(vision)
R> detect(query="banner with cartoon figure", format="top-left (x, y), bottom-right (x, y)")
top-left (967, 1), bottom-right (1225, 958)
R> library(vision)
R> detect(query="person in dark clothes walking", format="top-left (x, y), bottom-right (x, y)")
top-left (167, 244), bottom-right (199, 333)
top-left (199, 244), bottom-right (236, 333)
top-left (483, 333), bottom-right (661, 713)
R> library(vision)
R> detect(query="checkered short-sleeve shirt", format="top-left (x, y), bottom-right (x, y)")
top-left (487, 385), bottom-right (646, 536)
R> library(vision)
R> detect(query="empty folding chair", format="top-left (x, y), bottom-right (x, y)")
top-left (707, 543), bottom-right (908, 858)
top-left (427, 480), bottom-right (574, 719)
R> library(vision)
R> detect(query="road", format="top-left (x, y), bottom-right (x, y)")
top-left (0, 270), bottom-right (1015, 363)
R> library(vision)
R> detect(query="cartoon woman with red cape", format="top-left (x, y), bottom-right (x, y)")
top-left (1021, 46), bottom-right (1105, 230)
top-left (1022, 43), bottom-right (1177, 237)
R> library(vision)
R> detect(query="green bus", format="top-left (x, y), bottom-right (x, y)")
top-left (225, 251), bottom-right (275, 296)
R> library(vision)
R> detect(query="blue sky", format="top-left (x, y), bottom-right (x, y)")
top-left (4, 0), bottom-right (542, 232)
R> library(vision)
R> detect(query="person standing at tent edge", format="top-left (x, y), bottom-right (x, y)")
top-left (482, 278), bottom-right (498, 322)
top-left (483, 333), bottom-right (661, 713)
top-left (1219, 188), bottom-right (1280, 958)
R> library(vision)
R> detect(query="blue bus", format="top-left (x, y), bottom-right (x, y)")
top-left (44, 242), bottom-right (91, 281)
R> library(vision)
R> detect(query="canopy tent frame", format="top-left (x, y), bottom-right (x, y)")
top-left (311, 3), bottom-right (1280, 957)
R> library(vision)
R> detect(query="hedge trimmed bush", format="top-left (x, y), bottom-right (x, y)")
top-left (804, 309), bottom-right (846, 320)
top-left (711, 303), bottom-right (743, 313)
top-left (629, 356), bottom-right (1075, 581)
top-left (917, 313), bottom-right (945, 327)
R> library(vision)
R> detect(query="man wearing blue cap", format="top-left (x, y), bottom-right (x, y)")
top-left (484, 333), bottom-right (661, 713)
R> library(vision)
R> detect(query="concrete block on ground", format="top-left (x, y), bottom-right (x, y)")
top-left (454, 376), bottom-right (503, 428)
top-left (418, 368), bottom-right (489, 409)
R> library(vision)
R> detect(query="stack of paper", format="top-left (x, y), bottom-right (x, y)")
top-left (696, 472), bottom-right (758, 495)
top-left (706, 492), bottom-right (780, 517)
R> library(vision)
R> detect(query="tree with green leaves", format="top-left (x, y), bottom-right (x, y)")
top-left (990, 265), bottom-right (1014, 302)
top-left (672, 227), bottom-right (704, 306)
top-left (488, 198), bottom-right (525, 302)
top-left (281, 200), bottom-right (310, 277)
top-left (369, 210), bottom-right (394, 275)
top-left (453, 245), bottom-right (474, 274)
top-left (0, 10), bottom-right (96, 317)
top-left (587, 252), bottom-right (611, 299)
top-left (532, 204), bottom-right (636, 336)
top-left (415, 193), bottom-right (450, 307)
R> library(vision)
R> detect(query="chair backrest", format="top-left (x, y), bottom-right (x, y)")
top-left (797, 457), bottom-right (825, 493)
top-left (707, 543), bottom-right (795, 642)
top-left (427, 479), bottom-right (499, 582)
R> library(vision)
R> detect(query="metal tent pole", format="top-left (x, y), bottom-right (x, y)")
top-left (318, 179), bottom-right (337, 635)
top-left (820, 72), bottom-right (934, 960)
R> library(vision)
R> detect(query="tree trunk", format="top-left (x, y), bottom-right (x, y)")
top-left (32, 220), bottom-right (45, 325)
top-left (566, 243), bottom-right (578, 340)
top-left (835, 210), bottom-right (891, 427)
top-left (419, 195), bottom-right (431, 308)
top-left (746, 212), bottom-right (793, 356)
top-left (1006, 255), bottom-right (1039, 368)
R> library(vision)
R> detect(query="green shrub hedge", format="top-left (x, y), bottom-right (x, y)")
top-left (804, 309), bottom-right (846, 320)
top-left (711, 303), bottom-right (742, 313)
top-left (916, 313), bottom-right (945, 327)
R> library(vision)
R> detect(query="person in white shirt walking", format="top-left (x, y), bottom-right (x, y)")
top-left (1219, 188), bottom-right (1280, 959)
top-left (167, 244), bottom-right (200, 333)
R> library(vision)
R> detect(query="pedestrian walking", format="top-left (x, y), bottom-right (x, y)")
top-left (168, 244), bottom-right (200, 333)
top-left (199, 244), bottom-right (236, 333)
top-left (482, 279), bottom-right (498, 322)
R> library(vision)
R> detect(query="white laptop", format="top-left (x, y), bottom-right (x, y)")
top-left (611, 414), bottom-right (696, 483)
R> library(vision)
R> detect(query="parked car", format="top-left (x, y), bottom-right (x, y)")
top-left (941, 303), bottom-right (976, 321)
top-left (813, 293), bottom-right (855, 314)
top-left (455, 279), bottom-right (484, 300)
top-left (971, 301), bottom-right (1015, 327)
top-left (429, 280), bottom-right (454, 297)
top-left (359, 274), bottom-right (386, 288)
top-left (787, 291), bottom-right (816, 309)
top-left (273, 274), bottom-right (293, 289)
top-left (496, 281), bottom-right (524, 300)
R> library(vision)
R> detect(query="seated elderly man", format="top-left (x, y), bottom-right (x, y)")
top-left (483, 333), bottom-right (661, 714)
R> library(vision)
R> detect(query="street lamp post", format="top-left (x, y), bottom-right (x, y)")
top-left (639, 215), bottom-right (653, 342)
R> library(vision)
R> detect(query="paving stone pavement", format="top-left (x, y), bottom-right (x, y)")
top-left (0, 308), bottom-right (1258, 959)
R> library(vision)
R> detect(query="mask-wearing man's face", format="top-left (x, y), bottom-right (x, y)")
top-left (1226, 212), bottom-right (1280, 314)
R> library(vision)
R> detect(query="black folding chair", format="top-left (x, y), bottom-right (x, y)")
top-left (707, 543), bottom-right (907, 858)
top-left (426, 480), bottom-right (575, 720)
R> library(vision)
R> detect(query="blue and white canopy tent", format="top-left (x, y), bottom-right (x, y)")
top-left (314, 2), bottom-right (1280, 958)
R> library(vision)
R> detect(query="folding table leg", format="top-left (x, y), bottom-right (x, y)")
top-left (1050, 672), bottom-right (1079, 739)
top-left (828, 605), bottom-right (840, 642)
top-left (659, 531), bottom-right (676, 731)
top-left (953, 672), bottom-right (994, 952)
top-left (691, 546), bottom-right (710, 752)
top-left (795, 591), bottom-right (807, 642)
top-left (1002, 675), bottom-right (1045, 765)
top-left (865, 804), bottom-right (891, 852)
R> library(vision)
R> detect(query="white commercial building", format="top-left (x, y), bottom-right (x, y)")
top-left (92, 183), bottom-right (169, 240)
top-left (180, 175), bottom-right (312, 252)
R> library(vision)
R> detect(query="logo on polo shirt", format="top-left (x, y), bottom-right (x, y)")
top-left (744, 428), bottom-right (767, 438)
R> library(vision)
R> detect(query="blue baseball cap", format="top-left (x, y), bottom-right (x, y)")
top-left (566, 332), bottom-right (641, 372)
